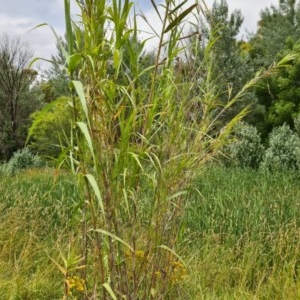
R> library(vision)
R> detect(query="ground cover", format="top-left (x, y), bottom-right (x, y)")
top-left (1, 167), bottom-right (300, 299)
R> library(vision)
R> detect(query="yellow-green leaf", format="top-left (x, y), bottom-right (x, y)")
top-left (76, 122), bottom-right (95, 163)
top-left (94, 229), bottom-right (134, 252)
top-left (103, 283), bottom-right (117, 300)
top-left (67, 53), bottom-right (82, 73)
top-left (85, 174), bottom-right (105, 219)
top-left (72, 81), bottom-right (89, 123)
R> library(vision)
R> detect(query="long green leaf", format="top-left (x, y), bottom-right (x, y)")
top-left (72, 80), bottom-right (89, 123)
top-left (76, 122), bottom-right (95, 163)
top-left (164, 4), bottom-right (197, 33)
top-left (150, 0), bottom-right (162, 22)
top-left (158, 245), bottom-right (187, 268)
top-left (30, 23), bottom-right (68, 60)
top-left (169, 0), bottom-right (188, 15)
top-left (103, 283), bottom-right (117, 300)
top-left (67, 53), bottom-right (82, 73)
top-left (64, 0), bottom-right (73, 55)
top-left (167, 190), bottom-right (187, 201)
top-left (94, 229), bottom-right (134, 252)
top-left (85, 174), bottom-right (105, 219)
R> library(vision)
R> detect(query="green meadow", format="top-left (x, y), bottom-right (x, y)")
top-left (1, 167), bottom-right (300, 299)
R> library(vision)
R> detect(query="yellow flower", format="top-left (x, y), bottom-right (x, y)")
top-left (66, 275), bottom-right (85, 293)
top-left (154, 271), bottom-right (161, 278)
top-left (170, 260), bottom-right (187, 284)
top-left (135, 250), bottom-right (145, 259)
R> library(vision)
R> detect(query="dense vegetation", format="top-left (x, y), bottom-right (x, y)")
top-left (2, 0), bottom-right (300, 161)
top-left (1, 0), bottom-right (300, 299)
top-left (2, 168), bottom-right (300, 298)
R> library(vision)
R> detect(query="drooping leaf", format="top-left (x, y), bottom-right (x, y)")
top-left (72, 80), bottom-right (89, 123)
top-left (76, 122), bottom-right (95, 163)
top-left (30, 23), bottom-right (68, 60)
top-left (94, 229), bottom-right (134, 252)
top-left (103, 283), bottom-right (117, 300)
top-left (85, 173), bottom-right (105, 219)
top-left (164, 4), bottom-right (197, 33)
top-left (67, 53), bottom-right (82, 73)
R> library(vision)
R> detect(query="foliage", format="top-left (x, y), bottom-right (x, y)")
top-left (209, 0), bottom-right (246, 91)
top-left (0, 169), bottom-right (79, 299)
top-left (48, 0), bottom-right (291, 298)
top-left (185, 0), bottom-right (257, 128)
top-left (0, 35), bottom-right (44, 160)
top-left (1, 147), bottom-right (44, 175)
top-left (3, 167), bottom-right (300, 298)
top-left (184, 166), bottom-right (300, 299)
top-left (294, 110), bottom-right (300, 135)
top-left (222, 122), bottom-right (265, 168)
top-left (27, 96), bottom-right (72, 159)
top-left (4, 0), bottom-right (300, 297)
top-left (252, 39), bottom-right (300, 136)
top-left (44, 37), bottom-right (71, 99)
top-left (247, 0), bottom-right (300, 137)
top-left (190, 1), bottom-right (252, 92)
top-left (260, 123), bottom-right (300, 171)
top-left (249, 0), bottom-right (300, 68)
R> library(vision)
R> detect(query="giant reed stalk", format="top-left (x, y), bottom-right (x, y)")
top-left (54, 0), bottom-right (295, 298)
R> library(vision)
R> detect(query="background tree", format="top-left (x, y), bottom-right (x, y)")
top-left (209, 0), bottom-right (246, 91)
top-left (189, 0), bottom-right (252, 91)
top-left (43, 37), bottom-right (71, 101)
top-left (185, 0), bottom-right (255, 127)
top-left (0, 35), bottom-right (43, 160)
top-left (247, 0), bottom-right (300, 137)
top-left (249, 0), bottom-right (300, 68)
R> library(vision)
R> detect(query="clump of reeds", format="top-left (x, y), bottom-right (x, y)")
top-left (48, 0), bottom-right (295, 298)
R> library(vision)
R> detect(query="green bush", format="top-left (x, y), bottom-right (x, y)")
top-left (260, 123), bottom-right (300, 171)
top-left (27, 96), bottom-right (72, 158)
top-left (4, 148), bottom-right (44, 175)
top-left (222, 122), bottom-right (265, 168)
top-left (294, 112), bottom-right (300, 136)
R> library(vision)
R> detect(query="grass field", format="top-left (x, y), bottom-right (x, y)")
top-left (1, 167), bottom-right (300, 299)
top-left (183, 167), bottom-right (300, 299)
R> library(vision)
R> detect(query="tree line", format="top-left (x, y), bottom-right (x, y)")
top-left (0, 0), bottom-right (299, 162)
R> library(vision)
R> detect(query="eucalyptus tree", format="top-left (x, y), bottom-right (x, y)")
top-left (188, 0), bottom-right (250, 87)
top-left (184, 0), bottom-right (258, 131)
top-left (249, 0), bottom-right (300, 68)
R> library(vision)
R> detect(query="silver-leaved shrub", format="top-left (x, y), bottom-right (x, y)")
top-left (260, 123), bottom-right (300, 171)
top-left (4, 147), bottom-right (43, 175)
top-left (222, 122), bottom-right (265, 169)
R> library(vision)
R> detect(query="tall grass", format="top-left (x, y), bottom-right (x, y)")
top-left (0, 169), bottom-right (80, 299)
top-left (0, 168), bottom-right (79, 230)
top-left (48, 0), bottom-right (296, 298)
top-left (183, 166), bottom-right (300, 299)
top-left (185, 167), bottom-right (300, 237)
top-left (2, 167), bottom-right (300, 298)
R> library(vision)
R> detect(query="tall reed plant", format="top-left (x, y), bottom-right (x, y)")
top-left (50, 0), bottom-right (295, 298)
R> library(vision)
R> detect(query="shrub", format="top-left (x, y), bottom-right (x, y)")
top-left (5, 148), bottom-right (43, 175)
top-left (27, 96), bottom-right (72, 158)
top-left (222, 122), bottom-right (265, 168)
top-left (294, 112), bottom-right (300, 136)
top-left (260, 123), bottom-right (300, 171)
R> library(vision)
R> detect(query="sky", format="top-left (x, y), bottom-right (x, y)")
top-left (0, 0), bottom-right (278, 71)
